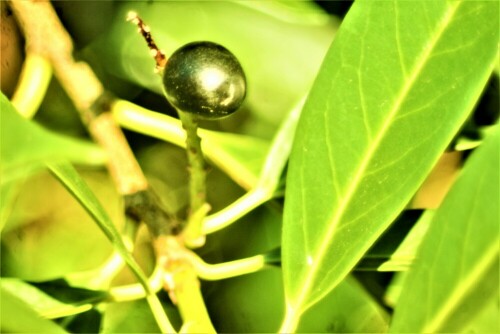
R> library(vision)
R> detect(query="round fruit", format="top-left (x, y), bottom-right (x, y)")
top-left (163, 41), bottom-right (246, 119)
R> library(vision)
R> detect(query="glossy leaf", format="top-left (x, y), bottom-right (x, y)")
top-left (281, 1), bottom-right (498, 329)
top-left (390, 128), bottom-right (499, 332)
top-left (0, 93), bottom-right (106, 185)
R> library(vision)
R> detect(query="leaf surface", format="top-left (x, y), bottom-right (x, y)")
top-left (281, 1), bottom-right (498, 329)
top-left (0, 285), bottom-right (68, 333)
top-left (47, 162), bottom-right (175, 333)
top-left (0, 278), bottom-right (100, 319)
top-left (0, 93), bottom-right (106, 185)
top-left (207, 269), bottom-right (388, 333)
top-left (390, 128), bottom-right (499, 332)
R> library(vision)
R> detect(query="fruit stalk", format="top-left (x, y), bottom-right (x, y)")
top-left (177, 110), bottom-right (210, 247)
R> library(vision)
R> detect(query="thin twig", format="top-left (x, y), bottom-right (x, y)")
top-left (9, 0), bottom-right (148, 196)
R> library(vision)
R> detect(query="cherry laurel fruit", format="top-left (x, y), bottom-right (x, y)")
top-left (163, 41), bottom-right (246, 120)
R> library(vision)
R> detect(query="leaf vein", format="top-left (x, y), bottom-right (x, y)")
top-left (290, 0), bottom-right (463, 312)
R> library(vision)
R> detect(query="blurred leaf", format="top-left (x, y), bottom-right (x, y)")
top-left (207, 268), bottom-right (388, 333)
top-left (101, 300), bottom-right (160, 333)
top-left (455, 124), bottom-right (498, 151)
top-left (390, 128), bottom-right (499, 332)
top-left (203, 203), bottom-right (283, 263)
top-left (0, 180), bottom-right (18, 232)
top-left (354, 210), bottom-right (426, 271)
top-left (255, 98), bottom-right (303, 194)
top-left (0, 284), bottom-right (68, 333)
top-left (462, 297), bottom-right (500, 334)
top-left (101, 298), bottom-right (181, 333)
top-left (62, 308), bottom-right (101, 334)
top-left (281, 1), bottom-right (498, 327)
top-left (298, 275), bottom-right (389, 333)
top-left (88, 1), bottom-right (335, 127)
top-left (0, 93), bottom-right (106, 185)
top-left (1, 171), bottom-right (121, 281)
top-left (236, 0), bottom-right (334, 25)
top-left (374, 210), bottom-right (433, 272)
top-left (32, 280), bottom-right (107, 306)
top-left (0, 278), bottom-right (98, 319)
top-left (201, 131), bottom-right (269, 190)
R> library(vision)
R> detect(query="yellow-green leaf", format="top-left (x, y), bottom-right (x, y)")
top-left (281, 1), bottom-right (498, 330)
top-left (390, 128), bottom-right (499, 333)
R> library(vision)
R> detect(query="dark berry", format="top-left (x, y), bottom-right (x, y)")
top-left (163, 41), bottom-right (246, 119)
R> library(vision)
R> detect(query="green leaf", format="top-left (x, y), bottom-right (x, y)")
top-left (101, 299), bottom-right (182, 333)
top-left (374, 210), bottom-right (433, 272)
top-left (47, 162), bottom-right (175, 333)
top-left (0, 93), bottom-right (106, 185)
top-left (201, 131), bottom-right (269, 190)
top-left (0, 284), bottom-right (68, 334)
top-left (46, 163), bottom-right (147, 285)
top-left (255, 98), bottom-right (304, 194)
top-left (1, 171), bottom-right (124, 281)
top-left (390, 128), bottom-right (499, 332)
top-left (0, 278), bottom-right (97, 319)
top-left (281, 1), bottom-right (498, 330)
top-left (236, 0), bottom-right (334, 25)
top-left (207, 269), bottom-right (388, 333)
top-left (0, 181), bottom-right (17, 232)
top-left (462, 297), bottom-right (500, 334)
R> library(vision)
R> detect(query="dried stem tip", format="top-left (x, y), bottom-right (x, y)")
top-left (126, 11), bottom-right (167, 72)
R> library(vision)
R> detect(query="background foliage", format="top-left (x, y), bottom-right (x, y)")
top-left (1, 1), bottom-right (498, 333)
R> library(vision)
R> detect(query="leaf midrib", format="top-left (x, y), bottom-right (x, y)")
top-left (290, 0), bottom-right (462, 312)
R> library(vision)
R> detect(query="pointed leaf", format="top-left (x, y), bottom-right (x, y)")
top-left (0, 278), bottom-right (96, 319)
top-left (281, 1), bottom-right (498, 329)
top-left (47, 162), bottom-right (175, 333)
top-left (390, 128), bottom-right (499, 332)
top-left (0, 285), bottom-right (68, 333)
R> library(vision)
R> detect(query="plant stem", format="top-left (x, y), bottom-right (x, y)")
top-left (177, 111), bottom-right (209, 248)
top-left (188, 252), bottom-right (266, 281)
top-left (279, 307), bottom-right (301, 334)
top-left (155, 236), bottom-right (216, 333)
top-left (111, 100), bottom-right (261, 190)
top-left (202, 188), bottom-right (270, 234)
top-left (174, 267), bottom-right (216, 334)
top-left (109, 265), bottom-right (163, 302)
top-left (11, 53), bottom-right (52, 119)
top-left (10, 0), bottom-right (150, 197)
